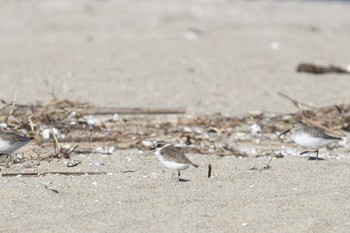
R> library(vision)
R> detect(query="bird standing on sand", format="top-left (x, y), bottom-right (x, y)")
top-left (279, 121), bottom-right (342, 160)
top-left (151, 141), bottom-right (198, 180)
top-left (0, 131), bottom-right (34, 155)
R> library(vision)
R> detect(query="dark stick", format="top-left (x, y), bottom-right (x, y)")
top-left (44, 185), bottom-right (59, 194)
top-left (1, 171), bottom-right (107, 177)
top-left (0, 106), bottom-right (186, 115)
top-left (208, 164), bottom-right (212, 178)
top-left (261, 155), bottom-right (275, 170)
top-left (277, 92), bottom-right (314, 109)
top-left (80, 107), bottom-right (186, 115)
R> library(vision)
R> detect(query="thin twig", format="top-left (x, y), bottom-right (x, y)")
top-left (277, 92), bottom-right (314, 109)
top-left (1, 171), bottom-right (107, 177)
top-left (28, 116), bottom-right (35, 132)
top-left (208, 164), bottom-right (212, 178)
top-left (51, 127), bottom-right (60, 155)
top-left (41, 135), bottom-right (130, 143)
top-left (0, 106), bottom-right (186, 115)
top-left (260, 154), bottom-right (276, 170)
top-left (79, 107), bottom-right (186, 115)
top-left (9, 92), bottom-right (17, 116)
top-left (44, 185), bottom-right (59, 194)
top-left (66, 145), bottom-right (79, 157)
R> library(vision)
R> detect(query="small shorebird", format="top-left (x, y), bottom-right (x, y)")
top-left (0, 131), bottom-right (34, 156)
top-left (151, 141), bottom-right (198, 180)
top-left (279, 121), bottom-right (342, 160)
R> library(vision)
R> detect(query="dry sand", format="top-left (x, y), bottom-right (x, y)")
top-left (1, 151), bottom-right (350, 232)
top-left (1, 0), bottom-right (350, 114)
top-left (1, 0), bottom-right (350, 232)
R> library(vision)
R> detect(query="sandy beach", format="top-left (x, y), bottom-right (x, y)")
top-left (1, 0), bottom-right (350, 232)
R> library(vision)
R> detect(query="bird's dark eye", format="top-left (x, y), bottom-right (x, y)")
top-left (156, 143), bottom-right (162, 148)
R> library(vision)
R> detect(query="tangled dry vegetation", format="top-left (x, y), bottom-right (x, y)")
top-left (0, 93), bottom-right (349, 168)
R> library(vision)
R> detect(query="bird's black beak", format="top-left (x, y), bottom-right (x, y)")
top-left (279, 128), bottom-right (290, 138)
top-left (150, 146), bottom-right (157, 150)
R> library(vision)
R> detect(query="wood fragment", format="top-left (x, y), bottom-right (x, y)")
top-left (44, 185), bottom-right (59, 194)
top-left (277, 92), bottom-right (314, 109)
top-left (1, 171), bottom-right (107, 177)
top-left (65, 145), bottom-right (79, 158)
top-left (9, 92), bottom-right (17, 116)
top-left (41, 136), bottom-right (120, 143)
top-left (51, 127), bottom-right (60, 155)
top-left (79, 107), bottom-right (186, 115)
top-left (66, 159), bottom-right (81, 167)
top-left (297, 63), bottom-right (350, 74)
top-left (208, 164), bottom-right (212, 178)
top-left (120, 170), bottom-right (135, 173)
top-left (0, 106), bottom-right (186, 115)
top-left (260, 154), bottom-right (275, 170)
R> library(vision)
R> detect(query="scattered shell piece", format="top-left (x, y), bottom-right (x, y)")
top-left (338, 137), bottom-right (348, 147)
top-left (65, 159), bottom-right (81, 168)
top-left (85, 115), bottom-right (100, 127)
top-left (346, 64), bottom-right (350, 72)
top-left (141, 140), bottom-right (153, 148)
top-left (233, 132), bottom-right (245, 139)
top-left (270, 41), bottom-right (280, 50)
top-left (241, 147), bottom-right (257, 156)
top-left (89, 162), bottom-right (105, 167)
top-left (184, 126), bottom-right (192, 133)
top-left (67, 111), bottom-right (78, 125)
top-left (112, 114), bottom-right (119, 121)
top-left (41, 127), bottom-right (60, 140)
top-left (194, 127), bottom-right (203, 134)
top-left (184, 28), bottom-right (203, 41)
top-left (250, 123), bottom-right (261, 136)
top-left (95, 146), bottom-right (115, 155)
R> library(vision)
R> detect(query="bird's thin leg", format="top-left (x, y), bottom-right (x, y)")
top-left (178, 170), bottom-right (181, 182)
top-left (300, 150), bottom-right (311, 155)
top-left (2, 153), bottom-right (11, 161)
top-left (301, 150), bottom-right (319, 160)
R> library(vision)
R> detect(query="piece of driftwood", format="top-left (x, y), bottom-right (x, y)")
top-left (0, 106), bottom-right (186, 115)
top-left (207, 164), bottom-right (212, 178)
top-left (1, 171), bottom-right (107, 177)
top-left (81, 107), bottom-right (186, 115)
top-left (277, 92), bottom-right (314, 109)
top-left (297, 63), bottom-right (350, 74)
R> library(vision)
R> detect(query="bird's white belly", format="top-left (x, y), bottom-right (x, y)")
top-left (0, 141), bottom-right (26, 154)
top-left (155, 151), bottom-right (190, 170)
top-left (291, 133), bottom-right (332, 149)
top-left (159, 160), bottom-right (190, 170)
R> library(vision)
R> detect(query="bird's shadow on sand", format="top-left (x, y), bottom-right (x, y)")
top-left (307, 156), bottom-right (326, 161)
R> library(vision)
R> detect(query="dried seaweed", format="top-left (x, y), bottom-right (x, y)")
top-left (297, 63), bottom-right (350, 74)
top-left (0, 98), bottom-right (348, 166)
